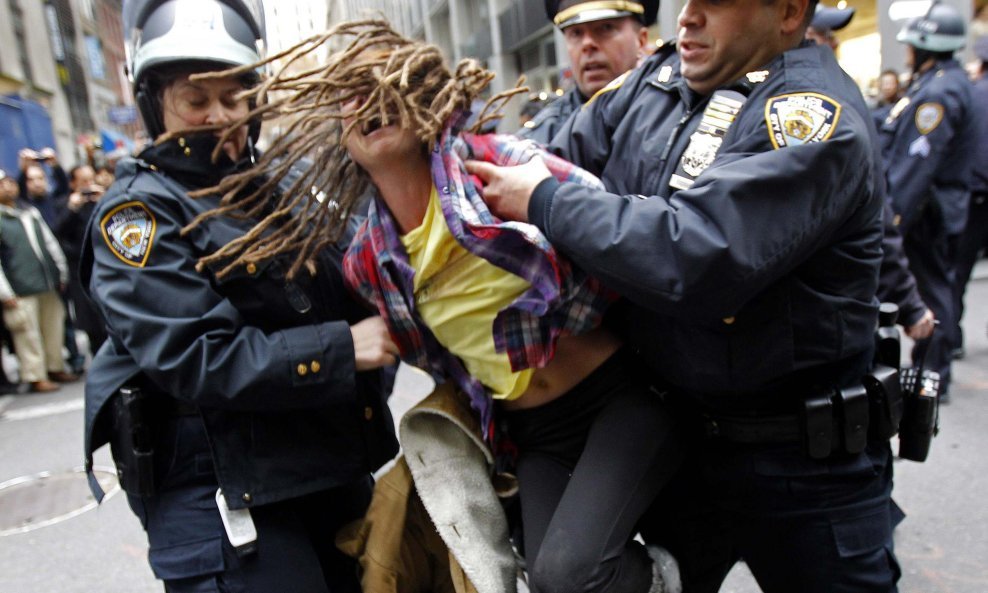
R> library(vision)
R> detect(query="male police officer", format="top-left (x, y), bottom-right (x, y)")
top-left (804, 4), bottom-right (854, 50)
top-left (468, 0), bottom-right (901, 589)
top-left (880, 2), bottom-right (975, 402)
top-left (519, 0), bottom-right (656, 144)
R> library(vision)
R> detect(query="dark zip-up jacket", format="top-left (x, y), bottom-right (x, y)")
top-left (533, 42), bottom-right (882, 410)
top-left (81, 136), bottom-right (397, 507)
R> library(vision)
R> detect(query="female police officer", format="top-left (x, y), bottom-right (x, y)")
top-left (81, 1), bottom-right (400, 591)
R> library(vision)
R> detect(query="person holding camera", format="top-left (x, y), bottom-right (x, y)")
top-left (17, 148), bottom-right (67, 229)
top-left (55, 165), bottom-right (108, 358)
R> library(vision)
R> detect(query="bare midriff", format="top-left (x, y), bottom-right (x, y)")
top-left (500, 326), bottom-right (622, 411)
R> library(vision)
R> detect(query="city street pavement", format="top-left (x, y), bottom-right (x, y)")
top-left (1, 266), bottom-right (987, 592)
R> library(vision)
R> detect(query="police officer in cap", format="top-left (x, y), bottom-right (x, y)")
top-left (880, 1), bottom-right (975, 403)
top-left (469, 0), bottom-right (904, 586)
top-left (81, 1), bottom-right (399, 590)
top-left (805, 4), bottom-right (855, 50)
top-left (518, 0), bottom-right (657, 144)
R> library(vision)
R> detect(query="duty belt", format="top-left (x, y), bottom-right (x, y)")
top-left (701, 365), bottom-right (902, 459)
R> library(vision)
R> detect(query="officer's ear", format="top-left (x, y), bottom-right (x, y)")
top-left (780, 0), bottom-right (812, 38)
top-left (636, 22), bottom-right (649, 50)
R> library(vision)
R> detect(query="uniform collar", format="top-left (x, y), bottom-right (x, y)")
top-left (139, 134), bottom-right (246, 190)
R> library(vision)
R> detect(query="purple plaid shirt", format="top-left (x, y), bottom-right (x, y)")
top-left (344, 118), bottom-right (615, 433)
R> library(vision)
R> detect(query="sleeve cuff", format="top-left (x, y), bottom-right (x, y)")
top-left (528, 176), bottom-right (561, 237)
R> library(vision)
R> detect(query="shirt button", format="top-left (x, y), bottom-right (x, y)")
top-left (722, 316), bottom-right (736, 325)
top-left (297, 363), bottom-right (309, 376)
top-left (310, 360), bottom-right (321, 373)
top-left (242, 492), bottom-right (252, 503)
top-left (892, 214), bottom-right (902, 226)
top-left (246, 262), bottom-right (257, 274)
top-left (364, 407), bottom-right (374, 420)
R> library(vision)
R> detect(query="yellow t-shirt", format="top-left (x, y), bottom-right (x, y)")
top-left (400, 186), bottom-right (533, 400)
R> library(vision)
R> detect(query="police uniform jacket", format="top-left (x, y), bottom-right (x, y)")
top-left (879, 59), bottom-right (975, 236)
top-left (517, 88), bottom-right (584, 145)
top-left (81, 136), bottom-right (398, 507)
top-left (971, 73), bottom-right (988, 196)
top-left (535, 42), bottom-right (883, 409)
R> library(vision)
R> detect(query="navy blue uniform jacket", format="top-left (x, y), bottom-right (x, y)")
top-left (533, 43), bottom-right (883, 408)
top-left (81, 139), bottom-right (397, 507)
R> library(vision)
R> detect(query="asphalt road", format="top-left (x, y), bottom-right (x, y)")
top-left (1, 268), bottom-right (986, 593)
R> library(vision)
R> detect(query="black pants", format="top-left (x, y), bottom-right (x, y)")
top-left (127, 416), bottom-right (370, 593)
top-left (951, 192), bottom-right (988, 350)
top-left (640, 427), bottom-right (900, 593)
top-left (903, 213), bottom-right (956, 391)
top-left (501, 352), bottom-right (683, 593)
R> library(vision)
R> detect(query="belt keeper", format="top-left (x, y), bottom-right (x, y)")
top-left (839, 384), bottom-right (869, 454)
top-left (802, 392), bottom-right (834, 459)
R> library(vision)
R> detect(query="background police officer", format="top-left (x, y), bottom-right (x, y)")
top-left (880, 2), bottom-right (976, 403)
top-left (469, 0), bottom-right (902, 588)
top-left (949, 36), bottom-right (988, 360)
top-left (82, 1), bottom-right (399, 591)
top-left (518, 0), bottom-right (656, 144)
top-left (804, 4), bottom-right (854, 51)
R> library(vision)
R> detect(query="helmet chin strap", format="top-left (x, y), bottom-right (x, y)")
top-left (136, 78), bottom-right (165, 141)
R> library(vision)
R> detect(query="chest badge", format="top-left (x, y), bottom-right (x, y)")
top-left (670, 89), bottom-right (746, 191)
top-left (886, 96), bottom-right (911, 125)
top-left (101, 201), bottom-right (157, 268)
top-left (765, 92), bottom-right (841, 150)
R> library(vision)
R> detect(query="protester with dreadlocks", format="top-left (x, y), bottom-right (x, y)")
top-left (202, 19), bottom-right (685, 593)
top-left (80, 2), bottom-right (400, 591)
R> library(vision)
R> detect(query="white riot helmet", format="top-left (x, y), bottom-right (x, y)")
top-left (123, 0), bottom-right (266, 139)
top-left (896, 1), bottom-right (966, 53)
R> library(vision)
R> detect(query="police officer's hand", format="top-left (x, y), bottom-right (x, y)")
top-left (464, 157), bottom-right (552, 223)
top-left (904, 308), bottom-right (935, 340)
top-left (350, 316), bottom-right (400, 371)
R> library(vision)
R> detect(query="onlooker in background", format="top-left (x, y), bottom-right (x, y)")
top-left (880, 4), bottom-right (975, 403)
top-left (94, 166), bottom-right (115, 190)
top-left (873, 69), bottom-right (903, 124)
top-left (17, 148), bottom-right (67, 229)
top-left (55, 165), bottom-right (108, 359)
top-left (0, 168), bottom-right (76, 393)
top-left (804, 4), bottom-right (854, 51)
top-left (949, 36), bottom-right (988, 360)
top-left (0, 171), bottom-right (25, 394)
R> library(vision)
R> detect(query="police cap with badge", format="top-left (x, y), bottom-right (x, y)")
top-left (545, 0), bottom-right (659, 29)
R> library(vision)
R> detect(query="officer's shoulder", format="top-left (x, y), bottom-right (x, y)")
top-left (525, 99), bottom-right (567, 131)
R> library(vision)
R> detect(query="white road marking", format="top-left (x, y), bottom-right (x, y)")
top-left (1, 398), bottom-right (84, 421)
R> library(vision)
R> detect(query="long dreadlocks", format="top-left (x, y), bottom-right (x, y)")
top-left (173, 19), bottom-right (526, 280)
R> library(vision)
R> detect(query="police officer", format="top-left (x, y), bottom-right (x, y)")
top-left (880, 2), bottom-right (975, 402)
top-left (81, 1), bottom-right (399, 591)
top-left (468, 0), bottom-right (901, 589)
top-left (949, 36), bottom-right (988, 360)
top-left (804, 3), bottom-right (936, 344)
top-left (804, 4), bottom-right (854, 51)
top-left (518, 0), bottom-right (656, 144)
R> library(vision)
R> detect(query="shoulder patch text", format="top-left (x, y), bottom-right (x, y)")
top-left (765, 93), bottom-right (842, 150)
top-left (100, 201), bottom-right (157, 268)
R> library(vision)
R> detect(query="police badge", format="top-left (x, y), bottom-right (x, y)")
top-left (101, 201), bottom-right (157, 267)
top-left (670, 89), bottom-right (746, 190)
top-left (765, 93), bottom-right (841, 149)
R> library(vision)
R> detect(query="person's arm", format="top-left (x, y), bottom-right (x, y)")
top-left (877, 200), bottom-right (931, 334)
top-left (89, 195), bottom-right (395, 411)
top-left (475, 98), bottom-right (878, 319)
top-left (34, 208), bottom-right (69, 285)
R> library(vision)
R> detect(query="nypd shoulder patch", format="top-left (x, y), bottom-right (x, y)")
top-left (914, 102), bottom-right (944, 135)
top-left (100, 201), bottom-right (157, 268)
top-left (765, 92), bottom-right (842, 150)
